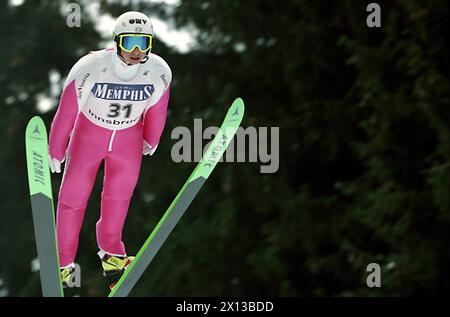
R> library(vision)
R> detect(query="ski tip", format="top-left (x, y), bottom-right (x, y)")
top-left (28, 116), bottom-right (44, 125)
top-left (233, 97), bottom-right (245, 108)
top-left (26, 116), bottom-right (44, 132)
top-left (229, 97), bottom-right (245, 117)
top-left (25, 116), bottom-right (49, 147)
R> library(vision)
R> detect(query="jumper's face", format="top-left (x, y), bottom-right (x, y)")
top-left (120, 48), bottom-right (147, 65)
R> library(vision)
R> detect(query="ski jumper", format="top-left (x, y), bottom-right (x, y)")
top-left (49, 49), bottom-right (172, 267)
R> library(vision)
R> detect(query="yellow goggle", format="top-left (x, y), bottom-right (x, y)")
top-left (114, 33), bottom-right (153, 53)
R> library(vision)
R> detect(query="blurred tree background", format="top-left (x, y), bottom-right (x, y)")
top-left (0, 0), bottom-right (448, 296)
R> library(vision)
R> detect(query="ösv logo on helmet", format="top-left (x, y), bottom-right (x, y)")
top-left (129, 19), bottom-right (147, 24)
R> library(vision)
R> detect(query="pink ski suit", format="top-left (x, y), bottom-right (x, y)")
top-left (49, 49), bottom-right (172, 267)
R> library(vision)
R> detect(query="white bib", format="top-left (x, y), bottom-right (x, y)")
top-left (65, 49), bottom-right (172, 131)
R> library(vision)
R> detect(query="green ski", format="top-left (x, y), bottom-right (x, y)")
top-left (25, 116), bottom-right (64, 297)
top-left (109, 98), bottom-right (245, 297)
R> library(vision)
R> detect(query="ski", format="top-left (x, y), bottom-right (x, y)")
top-left (25, 116), bottom-right (64, 297)
top-left (109, 98), bottom-right (245, 297)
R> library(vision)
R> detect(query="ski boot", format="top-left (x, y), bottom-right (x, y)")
top-left (60, 264), bottom-right (76, 288)
top-left (98, 250), bottom-right (134, 290)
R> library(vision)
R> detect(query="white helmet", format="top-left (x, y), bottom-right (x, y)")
top-left (113, 11), bottom-right (154, 37)
top-left (113, 11), bottom-right (154, 59)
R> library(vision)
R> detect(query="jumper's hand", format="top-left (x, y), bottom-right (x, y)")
top-left (48, 155), bottom-right (63, 173)
top-left (143, 141), bottom-right (158, 156)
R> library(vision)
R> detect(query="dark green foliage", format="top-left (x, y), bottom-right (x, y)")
top-left (0, 0), bottom-right (447, 296)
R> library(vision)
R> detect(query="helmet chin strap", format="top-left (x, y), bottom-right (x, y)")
top-left (140, 55), bottom-right (149, 64)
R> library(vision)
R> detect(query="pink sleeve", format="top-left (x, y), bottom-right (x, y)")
top-left (143, 86), bottom-right (171, 148)
top-left (48, 80), bottom-right (78, 161)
